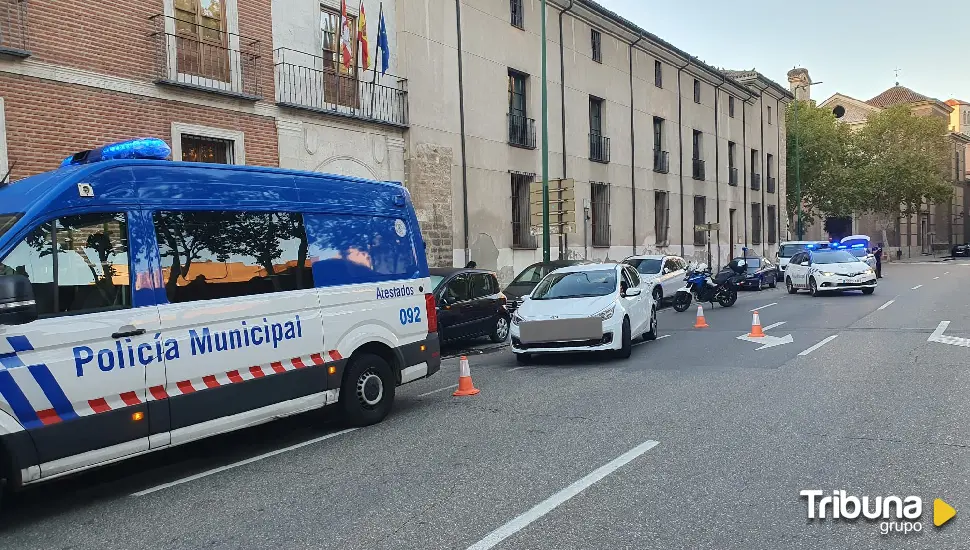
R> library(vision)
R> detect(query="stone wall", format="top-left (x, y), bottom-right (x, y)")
top-left (406, 143), bottom-right (454, 268)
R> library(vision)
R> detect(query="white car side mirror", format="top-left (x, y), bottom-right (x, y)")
top-left (800, 261), bottom-right (809, 266)
top-left (623, 288), bottom-right (642, 297)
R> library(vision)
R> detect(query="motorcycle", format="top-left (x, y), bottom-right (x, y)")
top-left (672, 260), bottom-right (747, 312)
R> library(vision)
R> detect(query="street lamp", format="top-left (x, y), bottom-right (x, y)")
top-left (793, 80), bottom-right (822, 240)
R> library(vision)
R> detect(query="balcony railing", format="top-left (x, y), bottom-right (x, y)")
top-left (150, 14), bottom-right (262, 100)
top-left (0, 0), bottom-right (29, 57)
top-left (692, 159), bottom-right (705, 180)
top-left (508, 113), bottom-right (536, 149)
top-left (590, 133), bottom-right (610, 163)
top-left (751, 172), bottom-right (761, 190)
top-left (653, 149), bottom-right (669, 173)
top-left (767, 176), bottom-right (776, 193)
top-left (728, 167), bottom-right (738, 186)
top-left (275, 48), bottom-right (408, 127)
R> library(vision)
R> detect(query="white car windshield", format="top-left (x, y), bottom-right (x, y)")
top-left (532, 270), bottom-right (617, 300)
top-left (846, 248), bottom-right (869, 258)
top-left (626, 258), bottom-right (662, 275)
top-left (812, 251), bottom-right (859, 264)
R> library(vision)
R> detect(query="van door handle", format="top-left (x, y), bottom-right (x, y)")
top-left (112, 328), bottom-right (146, 339)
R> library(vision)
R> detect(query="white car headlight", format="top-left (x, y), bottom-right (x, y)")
top-left (512, 312), bottom-right (524, 325)
top-left (819, 271), bottom-right (836, 277)
top-left (595, 305), bottom-right (615, 320)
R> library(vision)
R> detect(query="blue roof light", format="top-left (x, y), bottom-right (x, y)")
top-left (60, 138), bottom-right (172, 167)
top-left (851, 243), bottom-right (865, 249)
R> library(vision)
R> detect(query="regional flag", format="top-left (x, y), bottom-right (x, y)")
top-left (358, 1), bottom-right (370, 70)
top-left (340, 0), bottom-right (353, 71)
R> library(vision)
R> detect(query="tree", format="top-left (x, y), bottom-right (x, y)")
top-left (786, 100), bottom-right (859, 229)
top-left (854, 106), bottom-right (953, 233)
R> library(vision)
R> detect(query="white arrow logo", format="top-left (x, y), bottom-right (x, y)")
top-left (928, 321), bottom-right (970, 347)
top-left (736, 321), bottom-right (793, 350)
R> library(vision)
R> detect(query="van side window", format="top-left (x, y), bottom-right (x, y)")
top-left (0, 213), bottom-right (131, 316)
top-left (304, 214), bottom-right (421, 286)
top-left (153, 211), bottom-right (313, 304)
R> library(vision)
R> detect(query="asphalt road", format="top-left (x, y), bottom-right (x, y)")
top-left (2, 260), bottom-right (970, 549)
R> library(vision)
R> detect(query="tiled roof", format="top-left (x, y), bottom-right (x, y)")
top-left (866, 86), bottom-right (936, 108)
top-left (946, 98), bottom-right (970, 106)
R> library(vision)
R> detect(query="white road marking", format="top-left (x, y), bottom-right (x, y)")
top-left (737, 333), bottom-right (793, 349)
top-left (798, 335), bottom-right (839, 356)
top-left (418, 384), bottom-right (459, 397)
top-left (877, 300), bottom-right (895, 311)
top-left (927, 321), bottom-right (970, 347)
top-left (508, 366), bottom-right (529, 372)
top-left (466, 439), bottom-right (660, 550)
top-left (132, 428), bottom-right (357, 496)
top-left (763, 321), bottom-right (786, 331)
top-left (912, 285), bottom-right (923, 290)
top-left (750, 302), bottom-right (778, 312)
top-left (934, 276), bottom-right (940, 280)
top-left (657, 334), bottom-right (671, 340)
top-left (945, 272), bottom-right (950, 275)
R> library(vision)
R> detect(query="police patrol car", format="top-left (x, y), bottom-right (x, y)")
top-left (0, 138), bottom-right (440, 502)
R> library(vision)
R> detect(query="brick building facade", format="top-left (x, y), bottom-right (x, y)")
top-left (0, 0), bottom-right (279, 180)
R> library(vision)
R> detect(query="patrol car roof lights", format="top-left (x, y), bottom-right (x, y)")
top-left (60, 138), bottom-right (172, 167)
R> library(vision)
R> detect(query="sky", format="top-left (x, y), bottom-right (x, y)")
top-left (595, 0), bottom-right (968, 105)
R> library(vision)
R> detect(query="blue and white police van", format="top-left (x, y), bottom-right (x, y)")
top-left (0, 138), bottom-right (440, 502)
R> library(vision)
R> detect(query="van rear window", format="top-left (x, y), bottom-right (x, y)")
top-left (305, 213), bottom-right (421, 286)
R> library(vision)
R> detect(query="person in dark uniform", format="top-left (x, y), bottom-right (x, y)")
top-left (465, 261), bottom-right (477, 268)
top-left (873, 244), bottom-right (883, 278)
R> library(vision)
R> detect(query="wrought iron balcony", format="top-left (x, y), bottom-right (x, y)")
top-left (0, 0), bottom-right (29, 57)
top-left (751, 172), bottom-right (761, 190)
top-left (590, 133), bottom-right (610, 163)
top-left (653, 149), bottom-right (669, 173)
top-left (275, 48), bottom-right (408, 127)
top-left (150, 14), bottom-right (262, 100)
top-left (767, 176), bottom-right (776, 193)
top-left (728, 167), bottom-right (738, 186)
top-left (692, 159), bottom-right (705, 180)
top-left (508, 113), bottom-right (536, 149)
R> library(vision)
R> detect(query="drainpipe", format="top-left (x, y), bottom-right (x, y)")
top-left (455, 0), bottom-right (470, 265)
top-left (755, 81), bottom-right (769, 258)
top-left (629, 33), bottom-right (644, 256)
top-left (676, 58), bottom-right (690, 257)
top-left (742, 94), bottom-right (748, 249)
top-left (713, 75), bottom-right (724, 270)
top-left (776, 96), bottom-right (783, 244)
top-left (559, 0), bottom-right (575, 258)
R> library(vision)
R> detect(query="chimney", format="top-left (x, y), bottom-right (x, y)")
top-left (787, 68), bottom-right (812, 101)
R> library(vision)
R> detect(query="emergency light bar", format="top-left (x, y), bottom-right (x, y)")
top-left (60, 138), bottom-right (172, 167)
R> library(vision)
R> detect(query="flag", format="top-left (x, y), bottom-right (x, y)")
top-left (358, 1), bottom-right (370, 70)
top-left (376, 6), bottom-right (389, 75)
top-left (340, 0), bottom-right (353, 71)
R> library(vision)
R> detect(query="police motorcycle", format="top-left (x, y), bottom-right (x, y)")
top-left (672, 258), bottom-right (748, 312)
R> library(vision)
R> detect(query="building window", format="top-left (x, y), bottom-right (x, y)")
top-left (1, 213), bottom-right (131, 317)
top-left (728, 96), bottom-right (735, 118)
top-left (322, 6), bottom-right (359, 108)
top-left (591, 29), bottom-right (602, 63)
top-left (511, 173), bottom-right (535, 248)
top-left (751, 203), bottom-right (762, 245)
top-left (181, 134), bottom-right (234, 163)
top-left (173, 0), bottom-right (229, 82)
top-left (172, 122), bottom-right (245, 164)
top-left (510, 0), bottom-right (524, 28)
top-left (653, 117), bottom-right (668, 173)
top-left (693, 196), bottom-right (707, 246)
top-left (653, 117), bottom-right (664, 151)
top-left (692, 130), bottom-right (704, 180)
top-left (766, 153), bottom-right (775, 193)
top-left (654, 60), bottom-right (662, 88)
top-left (692, 130), bottom-right (702, 160)
top-left (654, 191), bottom-right (669, 245)
top-left (767, 105), bottom-right (773, 124)
top-left (591, 182), bottom-right (610, 246)
top-left (693, 79), bottom-right (700, 103)
top-left (767, 205), bottom-right (777, 244)
top-left (154, 211), bottom-right (312, 303)
top-left (728, 141), bottom-right (737, 186)
top-left (589, 97), bottom-right (609, 162)
top-left (508, 70), bottom-right (534, 148)
top-left (750, 148), bottom-right (760, 189)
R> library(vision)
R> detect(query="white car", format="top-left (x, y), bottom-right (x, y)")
top-left (623, 254), bottom-right (687, 305)
top-left (776, 241), bottom-right (828, 274)
top-left (510, 263), bottom-right (658, 362)
top-left (784, 248), bottom-right (877, 296)
top-left (839, 235), bottom-right (877, 269)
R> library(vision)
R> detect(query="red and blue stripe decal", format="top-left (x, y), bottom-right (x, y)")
top-left (0, 336), bottom-right (77, 429)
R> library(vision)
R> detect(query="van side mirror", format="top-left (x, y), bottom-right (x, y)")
top-left (0, 275), bottom-right (38, 326)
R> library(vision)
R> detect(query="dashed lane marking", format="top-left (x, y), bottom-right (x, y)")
top-left (763, 321), bottom-right (786, 331)
top-left (418, 384), bottom-right (459, 398)
top-left (798, 335), bottom-right (839, 356)
top-left (878, 300), bottom-right (895, 311)
top-left (912, 285), bottom-right (923, 290)
top-left (750, 302), bottom-right (778, 312)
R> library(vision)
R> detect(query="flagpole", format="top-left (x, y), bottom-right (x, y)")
top-left (369, 2), bottom-right (383, 118)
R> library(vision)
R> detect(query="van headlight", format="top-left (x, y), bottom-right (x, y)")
top-left (595, 305), bottom-right (615, 320)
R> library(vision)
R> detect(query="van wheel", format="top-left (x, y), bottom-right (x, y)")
top-left (341, 354), bottom-right (395, 427)
top-left (614, 317), bottom-right (633, 359)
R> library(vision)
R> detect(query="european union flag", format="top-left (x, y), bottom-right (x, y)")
top-left (377, 8), bottom-right (390, 75)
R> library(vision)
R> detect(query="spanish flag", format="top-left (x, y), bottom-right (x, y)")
top-left (358, 1), bottom-right (370, 70)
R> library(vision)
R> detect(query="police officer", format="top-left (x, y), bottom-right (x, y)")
top-left (873, 243), bottom-right (883, 279)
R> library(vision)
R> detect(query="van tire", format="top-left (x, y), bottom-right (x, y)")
top-left (341, 353), bottom-right (395, 427)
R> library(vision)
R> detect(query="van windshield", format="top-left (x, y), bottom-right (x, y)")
top-left (0, 214), bottom-right (20, 241)
top-left (779, 244), bottom-right (808, 257)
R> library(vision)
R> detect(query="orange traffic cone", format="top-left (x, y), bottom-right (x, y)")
top-left (694, 305), bottom-right (709, 328)
top-left (748, 311), bottom-right (765, 338)
top-left (453, 356), bottom-right (480, 396)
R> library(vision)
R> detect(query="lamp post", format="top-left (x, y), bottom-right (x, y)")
top-left (792, 80), bottom-right (822, 240)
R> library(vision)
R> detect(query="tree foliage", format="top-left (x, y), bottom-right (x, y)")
top-left (786, 102), bottom-right (954, 227)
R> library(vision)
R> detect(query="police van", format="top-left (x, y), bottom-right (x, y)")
top-left (0, 138), bottom-right (440, 501)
